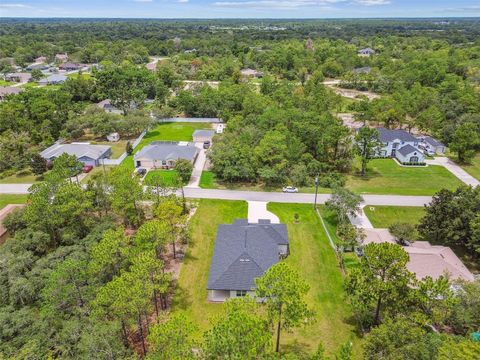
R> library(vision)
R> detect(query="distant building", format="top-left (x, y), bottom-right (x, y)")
top-left (26, 63), bottom-right (49, 71)
top-left (0, 87), bottom-right (22, 101)
top-left (59, 62), bottom-right (85, 71)
top-left (352, 67), bottom-right (372, 74)
top-left (97, 99), bottom-right (123, 114)
top-left (240, 68), bottom-right (264, 79)
top-left (55, 53), bottom-right (69, 63)
top-left (207, 219), bottom-right (289, 302)
top-left (107, 132), bottom-right (120, 142)
top-left (133, 141), bottom-right (198, 169)
top-left (358, 48), bottom-right (376, 57)
top-left (5, 72), bottom-right (32, 83)
top-left (38, 74), bottom-right (68, 85)
top-left (35, 56), bottom-right (47, 64)
top-left (40, 142), bottom-right (112, 167)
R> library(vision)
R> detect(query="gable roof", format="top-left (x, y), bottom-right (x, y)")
top-left (134, 141), bottom-right (198, 162)
top-left (193, 129), bottom-right (215, 138)
top-left (358, 47), bottom-right (375, 54)
top-left (397, 144), bottom-right (419, 156)
top-left (40, 143), bottom-right (111, 161)
top-left (424, 136), bottom-right (444, 147)
top-left (377, 127), bottom-right (418, 143)
top-left (207, 219), bottom-right (288, 291)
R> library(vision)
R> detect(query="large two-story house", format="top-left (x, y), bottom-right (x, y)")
top-left (207, 219), bottom-right (289, 302)
top-left (376, 127), bottom-right (425, 164)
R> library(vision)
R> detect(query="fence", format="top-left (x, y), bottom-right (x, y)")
top-left (101, 130), bottom-right (147, 166)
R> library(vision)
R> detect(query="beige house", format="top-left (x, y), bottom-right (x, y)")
top-left (133, 141), bottom-right (198, 169)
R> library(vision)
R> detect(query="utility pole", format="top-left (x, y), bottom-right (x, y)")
top-left (314, 174), bottom-right (319, 209)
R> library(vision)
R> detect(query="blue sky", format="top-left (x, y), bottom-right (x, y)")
top-left (1, 1), bottom-right (479, 18)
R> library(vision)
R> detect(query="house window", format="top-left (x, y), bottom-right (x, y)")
top-left (162, 160), bottom-right (167, 166)
top-left (236, 290), bottom-right (247, 297)
top-left (410, 156), bottom-right (419, 163)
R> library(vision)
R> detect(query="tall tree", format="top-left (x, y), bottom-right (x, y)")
top-left (255, 262), bottom-right (313, 353)
top-left (325, 186), bottom-right (362, 224)
top-left (355, 127), bottom-right (381, 176)
top-left (155, 200), bottom-right (186, 259)
top-left (450, 122), bottom-right (480, 163)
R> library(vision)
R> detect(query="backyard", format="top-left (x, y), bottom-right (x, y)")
top-left (172, 199), bottom-right (360, 357)
top-left (364, 205), bottom-right (426, 228)
top-left (346, 158), bottom-right (463, 195)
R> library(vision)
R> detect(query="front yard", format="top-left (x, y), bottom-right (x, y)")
top-left (346, 158), bottom-right (463, 195)
top-left (457, 153), bottom-right (480, 181)
top-left (173, 200), bottom-right (360, 357)
top-left (0, 194), bottom-right (29, 210)
top-left (364, 205), bottom-right (426, 228)
top-left (0, 170), bottom-right (46, 184)
top-left (144, 170), bottom-right (179, 186)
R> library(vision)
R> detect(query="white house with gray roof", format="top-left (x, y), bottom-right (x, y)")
top-left (133, 141), bottom-right (198, 169)
top-left (207, 219), bottom-right (289, 302)
top-left (40, 142), bottom-right (112, 167)
top-left (419, 136), bottom-right (445, 155)
top-left (38, 74), bottom-right (67, 85)
top-left (375, 127), bottom-right (425, 164)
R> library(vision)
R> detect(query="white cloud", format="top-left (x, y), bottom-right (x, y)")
top-left (354, 0), bottom-right (391, 5)
top-left (0, 3), bottom-right (32, 8)
top-left (178, 0), bottom-right (189, 3)
top-left (133, 0), bottom-right (153, 2)
top-left (214, 0), bottom-right (343, 9)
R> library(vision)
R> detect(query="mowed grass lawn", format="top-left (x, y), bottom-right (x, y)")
top-left (0, 170), bottom-right (46, 184)
top-left (364, 205), bottom-right (426, 228)
top-left (172, 199), bottom-right (248, 334)
top-left (144, 170), bottom-right (179, 186)
top-left (173, 199), bottom-right (360, 357)
top-left (346, 159), bottom-right (462, 195)
top-left (458, 153), bottom-right (480, 181)
top-left (268, 203), bottom-right (360, 355)
top-left (0, 194), bottom-right (29, 210)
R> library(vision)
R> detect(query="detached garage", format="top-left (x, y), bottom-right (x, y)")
top-left (192, 129), bottom-right (215, 143)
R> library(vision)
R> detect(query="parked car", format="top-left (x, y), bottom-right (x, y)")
top-left (203, 141), bottom-right (211, 149)
top-left (83, 165), bottom-right (93, 173)
top-left (282, 186), bottom-right (298, 193)
top-left (135, 167), bottom-right (147, 177)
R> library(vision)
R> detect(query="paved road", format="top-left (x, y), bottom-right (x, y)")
top-left (0, 183), bottom-right (433, 206)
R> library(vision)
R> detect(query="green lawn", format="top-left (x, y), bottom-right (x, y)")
top-left (346, 158), bottom-right (463, 195)
top-left (268, 203), bottom-right (360, 355)
top-left (172, 199), bottom-right (248, 334)
top-left (0, 170), bottom-right (46, 184)
top-left (0, 80), bottom-right (14, 86)
top-left (364, 206), bottom-right (426, 228)
top-left (90, 140), bottom-right (128, 158)
top-left (173, 199), bottom-right (360, 357)
top-left (67, 73), bottom-right (91, 80)
top-left (0, 194), bottom-right (29, 210)
top-left (144, 170), bottom-right (179, 186)
top-left (458, 153), bottom-right (480, 181)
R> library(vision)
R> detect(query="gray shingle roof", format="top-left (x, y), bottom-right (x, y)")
top-left (134, 142), bottom-right (198, 162)
top-left (377, 128), bottom-right (418, 143)
top-left (207, 220), bottom-right (288, 291)
top-left (193, 129), bottom-right (215, 138)
top-left (40, 143), bottom-right (111, 160)
top-left (424, 136), bottom-right (443, 147)
top-left (397, 144), bottom-right (419, 156)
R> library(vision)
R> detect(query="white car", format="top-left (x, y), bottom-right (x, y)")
top-left (282, 186), bottom-right (298, 193)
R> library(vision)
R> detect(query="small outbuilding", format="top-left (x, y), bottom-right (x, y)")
top-left (107, 132), bottom-right (120, 142)
top-left (240, 68), bottom-right (264, 78)
top-left (358, 48), bottom-right (376, 56)
top-left (192, 129), bottom-right (215, 143)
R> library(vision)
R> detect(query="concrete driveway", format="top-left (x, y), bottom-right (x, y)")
top-left (248, 201), bottom-right (280, 224)
top-left (426, 157), bottom-right (479, 187)
top-left (186, 142), bottom-right (207, 188)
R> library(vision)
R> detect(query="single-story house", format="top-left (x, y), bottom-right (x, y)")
top-left (192, 129), bottom-right (215, 143)
top-left (363, 229), bottom-right (474, 282)
top-left (358, 48), bottom-right (376, 56)
top-left (207, 219), bottom-right (289, 302)
top-left (39, 74), bottom-right (68, 85)
top-left (352, 66), bottom-right (372, 74)
top-left (0, 87), bottom-right (22, 101)
top-left (55, 53), bottom-right (68, 63)
top-left (97, 99), bottom-right (122, 114)
top-left (419, 136), bottom-right (445, 155)
top-left (240, 68), bottom-right (264, 78)
top-left (26, 63), bottom-right (49, 71)
top-left (133, 141), bottom-right (198, 169)
top-left (40, 142), bottom-right (112, 167)
top-left (5, 72), bottom-right (32, 83)
top-left (374, 127), bottom-right (425, 164)
top-left (35, 56), bottom-right (47, 64)
top-left (59, 62), bottom-right (85, 71)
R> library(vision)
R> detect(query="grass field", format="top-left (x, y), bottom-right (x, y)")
top-left (173, 199), bottom-right (360, 357)
top-left (172, 199), bottom-right (248, 334)
top-left (364, 206), bottom-right (426, 228)
top-left (346, 158), bottom-right (462, 195)
top-left (144, 170), bottom-right (179, 186)
top-left (0, 194), bottom-right (29, 210)
top-left (90, 140), bottom-right (128, 158)
top-left (0, 170), bottom-right (45, 184)
top-left (458, 153), bottom-right (480, 181)
top-left (0, 80), bottom-right (14, 86)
